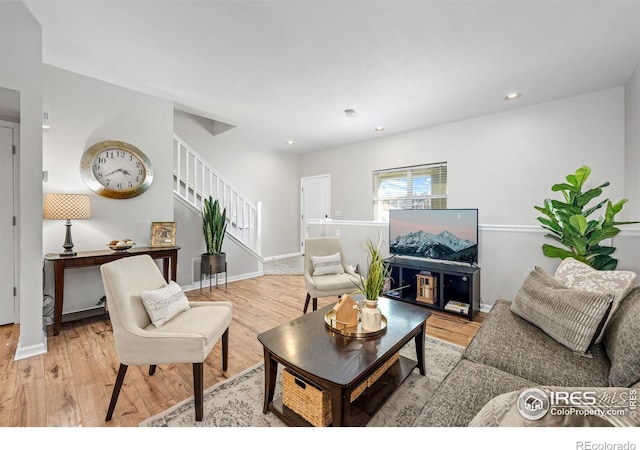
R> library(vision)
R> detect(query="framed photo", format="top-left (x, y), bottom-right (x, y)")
top-left (150, 222), bottom-right (176, 247)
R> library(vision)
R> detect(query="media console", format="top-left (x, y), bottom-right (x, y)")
top-left (384, 257), bottom-right (481, 320)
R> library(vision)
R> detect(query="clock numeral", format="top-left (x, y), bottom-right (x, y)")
top-left (96, 172), bottom-right (103, 179)
top-left (138, 169), bottom-right (144, 175)
top-left (135, 162), bottom-right (141, 168)
top-left (105, 179), bottom-right (111, 186)
top-left (116, 182), bottom-right (123, 189)
top-left (128, 182), bottom-right (133, 188)
top-left (93, 163), bottom-right (101, 171)
top-left (106, 150), bottom-right (128, 158)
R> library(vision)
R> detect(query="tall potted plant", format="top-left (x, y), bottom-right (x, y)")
top-left (353, 236), bottom-right (390, 331)
top-left (534, 165), bottom-right (638, 270)
top-left (354, 236), bottom-right (389, 301)
top-left (201, 196), bottom-right (227, 277)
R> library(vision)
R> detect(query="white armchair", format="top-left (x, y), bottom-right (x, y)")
top-left (303, 237), bottom-right (360, 313)
top-left (100, 255), bottom-right (233, 422)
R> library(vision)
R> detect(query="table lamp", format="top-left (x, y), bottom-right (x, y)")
top-left (44, 193), bottom-right (92, 256)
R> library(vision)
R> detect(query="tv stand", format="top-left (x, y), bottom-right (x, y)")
top-left (384, 257), bottom-right (480, 320)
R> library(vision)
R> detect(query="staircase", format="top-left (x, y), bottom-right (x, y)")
top-left (173, 134), bottom-right (262, 259)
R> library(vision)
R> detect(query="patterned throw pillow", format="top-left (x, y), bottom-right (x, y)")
top-left (554, 257), bottom-right (637, 344)
top-left (140, 281), bottom-right (190, 327)
top-left (510, 267), bottom-right (613, 354)
top-left (311, 252), bottom-right (345, 276)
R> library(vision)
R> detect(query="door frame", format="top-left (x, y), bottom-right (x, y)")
top-left (300, 174), bottom-right (331, 254)
top-left (0, 120), bottom-right (19, 325)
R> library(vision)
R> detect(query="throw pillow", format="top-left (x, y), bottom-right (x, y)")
top-left (311, 252), bottom-right (345, 276)
top-left (554, 257), bottom-right (637, 344)
top-left (603, 287), bottom-right (640, 387)
top-left (510, 267), bottom-right (613, 354)
top-left (140, 281), bottom-right (190, 327)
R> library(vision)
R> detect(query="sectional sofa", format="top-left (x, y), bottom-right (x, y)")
top-left (414, 263), bottom-right (640, 427)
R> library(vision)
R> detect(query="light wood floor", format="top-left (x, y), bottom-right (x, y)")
top-left (0, 274), bottom-right (485, 427)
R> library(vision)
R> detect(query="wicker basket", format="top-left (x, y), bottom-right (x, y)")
top-left (350, 352), bottom-right (399, 401)
top-left (282, 352), bottom-right (400, 426)
top-left (282, 369), bottom-right (332, 427)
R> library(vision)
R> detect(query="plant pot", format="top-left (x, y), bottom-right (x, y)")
top-left (361, 299), bottom-right (382, 331)
top-left (201, 252), bottom-right (226, 275)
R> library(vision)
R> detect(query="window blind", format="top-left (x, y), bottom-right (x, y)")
top-left (373, 162), bottom-right (447, 221)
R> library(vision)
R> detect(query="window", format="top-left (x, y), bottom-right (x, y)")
top-left (373, 162), bottom-right (447, 221)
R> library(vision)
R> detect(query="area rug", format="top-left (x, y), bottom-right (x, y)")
top-left (140, 336), bottom-right (463, 427)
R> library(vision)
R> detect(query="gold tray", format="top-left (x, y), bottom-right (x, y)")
top-left (324, 310), bottom-right (387, 338)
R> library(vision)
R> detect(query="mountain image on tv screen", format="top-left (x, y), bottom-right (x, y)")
top-left (389, 209), bottom-right (478, 264)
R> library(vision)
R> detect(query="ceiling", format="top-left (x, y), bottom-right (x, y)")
top-left (23, 1), bottom-right (640, 153)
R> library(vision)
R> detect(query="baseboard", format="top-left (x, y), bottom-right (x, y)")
top-left (14, 330), bottom-right (48, 361)
top-left (480, 303), bottom-right (493, 314)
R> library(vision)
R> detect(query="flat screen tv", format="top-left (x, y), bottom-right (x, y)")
top-left (389, 209), bottom-right (478, 265)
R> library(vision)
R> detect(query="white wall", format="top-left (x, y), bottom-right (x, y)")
top-left (301, 88), bottom-right (640, 308)
top-left (42, 65), bottom-right (174, 314)
top-left (173, 110), bottom-right (301, 258)
top-left (301, 88), bottom-right (626, 224)
top-left (0, 2), bottom-right (45, 360)
top-left (625, 61), bottom-right (640, 220)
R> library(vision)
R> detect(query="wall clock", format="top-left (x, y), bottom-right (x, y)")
top-left (80, 140), bottom-right (153, 199)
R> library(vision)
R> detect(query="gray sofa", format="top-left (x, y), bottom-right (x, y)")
top-left (414, 286), bottom-right (640, 427)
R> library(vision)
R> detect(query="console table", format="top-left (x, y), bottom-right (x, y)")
top-left (44, 246), bottom-right (180, 335)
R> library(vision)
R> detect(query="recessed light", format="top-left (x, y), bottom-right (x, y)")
top-left (286, 140), bottom-right (295, 145)
top-left (374, 126), bottom-right (385, 131)
top-left (504, 92), bottom-right (522, 101)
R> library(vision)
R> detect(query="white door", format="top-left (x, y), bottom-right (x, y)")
top-left (0, 125), bottom-right (15, 325)
top-left (300, 174), bottom-right (331, 253)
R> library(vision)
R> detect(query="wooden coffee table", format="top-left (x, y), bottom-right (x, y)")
top-left (257, 297), bottom-right (431, 427)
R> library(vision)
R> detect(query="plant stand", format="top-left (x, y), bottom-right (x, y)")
top-left (200, 253), bottom-right (228, 292)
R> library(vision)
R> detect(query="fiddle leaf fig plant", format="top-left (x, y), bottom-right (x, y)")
top-left (534, 165), bottom-right (638, 270)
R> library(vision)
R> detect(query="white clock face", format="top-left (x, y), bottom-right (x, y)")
top-left (80, 141), bottom-right (153, 199)
top-left (92, 148), bottom-right (146, 191)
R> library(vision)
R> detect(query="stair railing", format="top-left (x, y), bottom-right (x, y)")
top-left (173, 134), bottom-right (262, 258)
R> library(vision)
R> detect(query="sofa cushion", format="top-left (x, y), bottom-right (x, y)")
top-left (510, 267), bottom-right (613, 354)
top-left (555, 257), bottom-right (636, 344)
top-left (603, 286), bottom-right (640, 387)
top-left (413, 359), bottom-right (531, 427)
top-left (464, 300), bottom-right (610, 387)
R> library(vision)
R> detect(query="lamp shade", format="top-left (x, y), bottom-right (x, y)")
top-left (43, 193), bottom-right (92, 220)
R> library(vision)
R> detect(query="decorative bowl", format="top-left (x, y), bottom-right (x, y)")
top-left (108, 243), bottom-right (134, 251)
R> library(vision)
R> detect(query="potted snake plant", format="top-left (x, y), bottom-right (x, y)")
top-left (201, 196), bottom-right (227, 277)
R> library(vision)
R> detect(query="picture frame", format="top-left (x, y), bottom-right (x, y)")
top-left (150, 222), bottom-right (176, 247)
